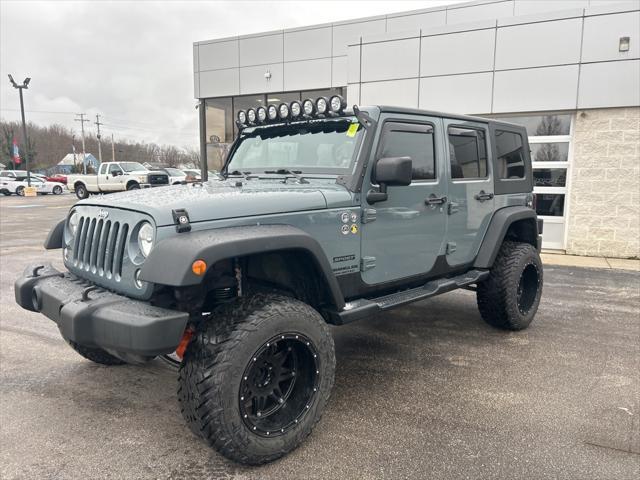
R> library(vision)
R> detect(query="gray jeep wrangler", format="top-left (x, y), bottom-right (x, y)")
top-left (15, 96), bottom-right (543, 465)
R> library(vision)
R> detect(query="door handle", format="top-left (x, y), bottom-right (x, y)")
top-left (474, 190), bottom-right (494, 202)
top-left (425, 194), bottom-right (447, 206)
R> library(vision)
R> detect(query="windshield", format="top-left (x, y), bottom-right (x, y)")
top-left (227, 118), bottom-right (364, 175)
top-left (120, 162), bottom-right (147, 172)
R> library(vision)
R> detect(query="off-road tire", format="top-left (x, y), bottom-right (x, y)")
top-left (53, 185), bottom-right (63, 195)
top-left (75, 184), bottom-right (89, 199)
top-left (178, 294), bottom-right (335, 465)
top-left (477, 241), bottom-right (543, 330)
top-left (66, 340), bottom-right (127, 365)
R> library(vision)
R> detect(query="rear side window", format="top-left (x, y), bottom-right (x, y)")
top-left (380, 124), bottom-right (436, 180)
top-left (495, 130), bottom-right (525, 179)
top-left (448, 127), bottom-right (488, 179)
top-left (99, 164), bottom-right (108, 174)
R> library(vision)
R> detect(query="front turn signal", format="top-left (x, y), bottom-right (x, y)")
top-left (192, 259), bottom-right (207, 276)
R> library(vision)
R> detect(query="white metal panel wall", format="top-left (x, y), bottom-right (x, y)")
top-left (420, 28), bottom-right (496, 76)
top-left (283, 58), bottom-right (332, 91)
top-left (446, 1), bottom-right (514, 24)
top-left (199, 40), bottom-right (239, 71)
top-left (239, 63), bottom-right (283, 93)
top-left (581, 11), bottom-right (640, 62)
top-left (419, 72), bottom-right (493, 113)
top-left (361, 38), bottom-right (420, 82)
top-left (386, 10), bottom-right (447, 32)
top-left (514, 0), bottom-right (588, 16)
top-left (495, 18), bottom-right (583, 69)
top-left (239, 33), bottom-right (283, 67)
top-left (493, 65), bottom-right (580, 112)
top-left (360, 78), bottom-right (419, 107)
top-left (284, 27), bottom-right (332, 62)
top-left (199, 69), bottom-right (239, 97)
top-left (578, 60), bottom-right (640, 108)
top-left (332, 19), bottom-right (386, 56)
top-left (332, 56), bottom-right (348, 87)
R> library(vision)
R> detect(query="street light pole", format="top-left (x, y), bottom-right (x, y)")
top-left (8, 74), bottom-right (31, 187)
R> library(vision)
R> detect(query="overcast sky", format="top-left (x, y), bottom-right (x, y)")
top-left (1, 0), bottom-right (462, 150)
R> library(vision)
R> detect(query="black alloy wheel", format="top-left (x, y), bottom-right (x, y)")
top-left (239, 333), bottom-right (319, 437)
top-left (516, 263), bottom-right (540, 315)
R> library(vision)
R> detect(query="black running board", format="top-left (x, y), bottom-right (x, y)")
top-left (327, 269), bottom-right (489, 325)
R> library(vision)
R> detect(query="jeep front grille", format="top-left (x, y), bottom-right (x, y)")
top-left (73, 216), bottom-right (129, 279)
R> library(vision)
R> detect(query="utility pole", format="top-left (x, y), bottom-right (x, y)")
top-left (95, 114), bottom-right (103, 164)
top-left (111, 133), bottom-right (116, 161)
top-left (75, 113), bottom-right (90, 173)
top-left (7, 74), bottom-right (32, 186)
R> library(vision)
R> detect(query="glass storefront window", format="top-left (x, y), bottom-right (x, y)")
top-left (499, 114), bottom-right (571, 136)
top-left (533, 168), bottom-right (567, 187)
top-left (205, 98), bottom-right (233, 172)
top-left (266, 92), bottom-right (301, 105)
top-left (301, 88), bottom-right (345, 101)
top-left (530, 142), bottom-right (569, 162)
top-left (536, 193), bottom-right (565, 217)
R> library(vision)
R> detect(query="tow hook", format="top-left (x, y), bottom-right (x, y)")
top-left (175, 326), bottom-right (195, 359)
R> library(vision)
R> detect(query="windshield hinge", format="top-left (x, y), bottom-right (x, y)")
top-left (361, 208), bottom-right (377, 224)
top-left (360, 256), bottom-right (376, 272)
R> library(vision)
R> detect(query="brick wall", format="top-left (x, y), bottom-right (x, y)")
top-left (566, 107), bottom-right (639, 258)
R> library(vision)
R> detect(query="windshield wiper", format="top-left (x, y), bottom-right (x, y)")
top-left (228, 170), bottom-right (252, 180)
top-left (264, 169), bottom-right (309, 184)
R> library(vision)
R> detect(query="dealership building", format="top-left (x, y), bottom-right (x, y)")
top-left (193, 0), bottom-right (639, 258)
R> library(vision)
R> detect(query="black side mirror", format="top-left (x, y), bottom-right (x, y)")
top-left (112, 171), bottom-right (121, 177)
top-left (367, 156), bottom-right (412, 204)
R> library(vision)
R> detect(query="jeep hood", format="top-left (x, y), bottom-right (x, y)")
top-left (80, 178), bottom-right (353, 225)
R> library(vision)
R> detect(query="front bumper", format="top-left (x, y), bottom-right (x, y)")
top-left (15, 264), bottom-right (189, 356)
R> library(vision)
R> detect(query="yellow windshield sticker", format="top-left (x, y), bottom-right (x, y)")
top-left (346, 123), bottom-right (359, 137)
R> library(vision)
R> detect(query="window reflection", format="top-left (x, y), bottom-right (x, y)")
top-left (534, 169), bottom-right (566, 187)
top-left (531, 142), bottom-right (569, 162)
top-left (496, 114), bottom-right (571, 136)
top-left (205, 98), bottom-right (233, 172)
top-left (536, 194), bottom-right (565, 216)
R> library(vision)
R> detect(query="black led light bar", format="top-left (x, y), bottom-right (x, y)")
top-left (236, 94), bottom-right (348, 129)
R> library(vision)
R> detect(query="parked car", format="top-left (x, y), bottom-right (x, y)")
top-left (1, 175), bottom-right (65, 195)
top-left (67, 161), bottom-right (169, 199)
top-left (0, 169), bottom-right (28, 179)
top-left (46, 173), bottom-right (68, 185)
top-left (15, 97), bottom-right (543, 465)
top-left (181, 168), bottom-right (201, 181)
top-left (160, 167), bottom-right (187, 185)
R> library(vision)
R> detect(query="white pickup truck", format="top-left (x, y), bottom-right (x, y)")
top-left (67, 162), bottom-right (170, 199)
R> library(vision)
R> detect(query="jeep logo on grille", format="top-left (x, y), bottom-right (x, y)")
top-left (97, 209), bottom-right (109, 219)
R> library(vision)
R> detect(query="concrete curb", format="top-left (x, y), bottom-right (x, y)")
top-left (541, 253), bottom-right (640, 272)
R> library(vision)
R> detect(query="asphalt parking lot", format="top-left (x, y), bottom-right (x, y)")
top-left (1, 193), bottom-right (638, 480)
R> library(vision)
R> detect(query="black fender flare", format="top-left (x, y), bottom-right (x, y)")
top-left (474, 206), bottom-right (540, 269)
top-left (140, 225), bottom-right (345, 310)
top-left (44, 219), bottom-right (65, 249)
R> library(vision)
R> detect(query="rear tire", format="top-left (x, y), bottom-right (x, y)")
top-left (477, 241), bottom-right (543, 330)
top-left (178, 294), bottom-right (335, 465)
top-left (66, 340), bottom-right (127, 365)
top-left (75, 184), bottom-right (89, 199)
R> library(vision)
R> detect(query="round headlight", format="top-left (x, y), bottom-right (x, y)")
top-left (267, 104), bottom-right (278, 121)
top-left (329, 95), bottom-right (346, 113)
top-left (237, 110), bottom-right (247, 124)
top-left (257, 106), bottom-right (267, 122)
top-left (138, 222), bottom-right (154, 257)
top-left (290, 101), bottom-right (301, 118)
top-left (278, 103), bottom-right (290, 119)
top-left (68, 211), bottom-right (80, 236)
top-left (302, 98), bottom-right (315, 116)
top-left (316, 97), bottom-right (328, 115)
top-left (247, 108), bottom-right (257, 123)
